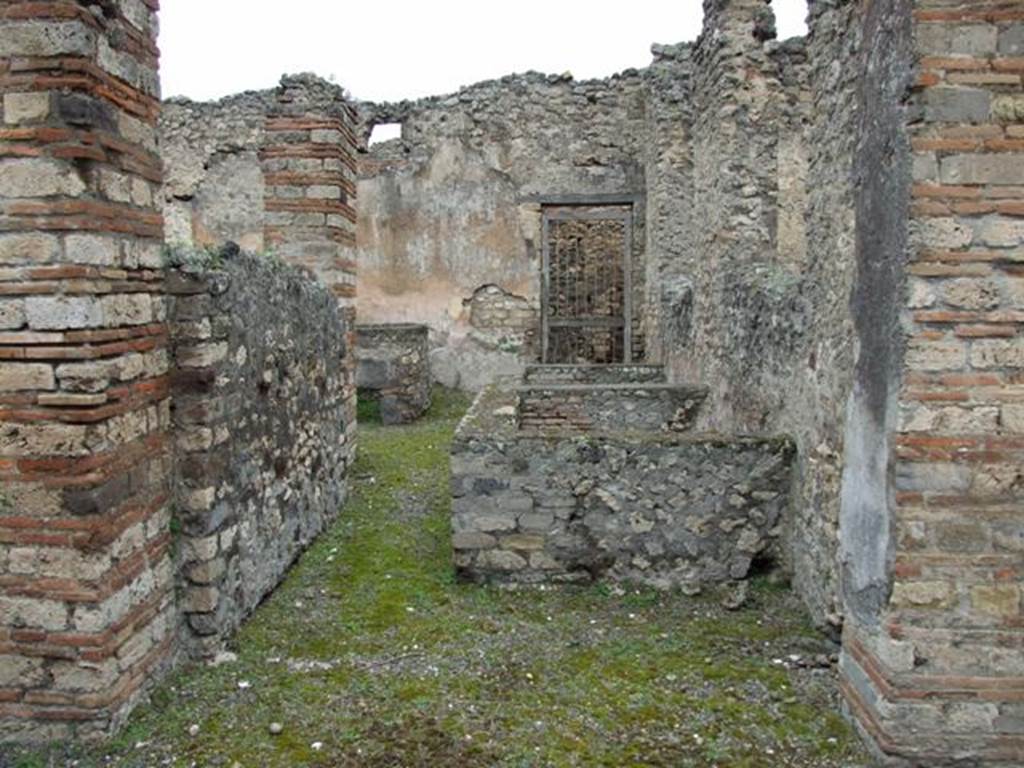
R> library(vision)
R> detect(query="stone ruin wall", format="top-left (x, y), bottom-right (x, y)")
top-left (159, 74), bottom-right (359, 316)
top-left (351, 6), bottom-right (813, 406)
top-left (168, 254), bottom-right (351, 657)
top-left (158, 76), bottom-right (361, 655)
top-left (643, 0), bottom-right (859, 639)
top-left (354, 73), bottom-right (650, 390)
top-left (2, 0), bottom-right (1022, 763)
top-left (361, 0), bottom-right (1024, 759)
top-left (780, 0), bottom-right (862, 640)
top-left (350, 4), bottom-right (850, 630)
top-left (641, 41), bottom-right (695, 361)
top-left (664, 0), bottom-right (814, 430)
top-left (0, 6), bottom-right (359, 741)
top-left (610, 0), bottom-right (863, 641)
top-left (159, 73), bottom-right (360, 485)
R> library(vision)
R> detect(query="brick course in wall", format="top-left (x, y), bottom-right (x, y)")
top-left (1, 7), bottom-right (361, 745)
top-left (522, 364), bottom-right (667, 385)
top-left (2, 1), bottom-right (1022, 763)
top-left (262, 77), bottom-right (359, 458)
top-left (261, 76), bottom-right (359, 308)
top-left (516, 383), bottom-right (707, 433)
top-left (0, 0), bottom-right (174, 741)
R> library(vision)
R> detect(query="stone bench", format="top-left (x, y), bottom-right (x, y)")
top-left (356, 324), bottom-right (431, 424)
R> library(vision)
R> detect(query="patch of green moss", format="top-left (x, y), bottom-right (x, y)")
top-left (356, 392), bottom-right (382, 424)
top-left (162, 241), bottom-right (225, 270)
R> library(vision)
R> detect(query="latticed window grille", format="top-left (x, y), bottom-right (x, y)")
top-left (541, 206), bottom-right (632, 363)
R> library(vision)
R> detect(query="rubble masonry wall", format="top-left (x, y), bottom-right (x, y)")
top-left (355, 73), bottom-right (650, 390)
top-left (168, 254), bottom-right (352, 657)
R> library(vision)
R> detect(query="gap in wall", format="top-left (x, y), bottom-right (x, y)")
top-left (774, 0), bottom-right (810, 39)
top-left (369, 122), bottom-right (402, 145)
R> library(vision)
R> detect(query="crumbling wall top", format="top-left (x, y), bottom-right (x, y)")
top-left (164, 73), bottom-right (355, 121)
top-left (702, 0), bottom-right (778, 44)
top-left (356, 68), bottom-right (649, 138)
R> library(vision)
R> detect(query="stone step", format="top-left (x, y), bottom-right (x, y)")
top-left (522, 363), bottom-right (667, 386)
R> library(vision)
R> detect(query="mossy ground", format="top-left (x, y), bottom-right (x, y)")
top-left (7, 388), bottom-right (871, 768)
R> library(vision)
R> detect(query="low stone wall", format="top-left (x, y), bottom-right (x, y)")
top-left (516, 383), bottom-right (707, 433)
top-left (452, 387), bottom-right (794, 589)
top-left (355, 324), bottom-right (431, 425)
top-left (522, 364), bottom-right (666, 385)
top-left (168, 251), bottom-right (352, 655)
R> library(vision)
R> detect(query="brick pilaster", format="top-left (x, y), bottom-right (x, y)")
top-left (0, 0), bottom-right (172, 742)
top-left (840, 1), bottom-right (1024, 763)
top-left (260, 74), bottom-right (359, 458)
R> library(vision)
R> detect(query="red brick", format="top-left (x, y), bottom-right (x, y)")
top-left (955, 324), bottom-right (1019, 338)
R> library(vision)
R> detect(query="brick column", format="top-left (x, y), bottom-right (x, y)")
top-left (840, 0), bottom-right (1024, 763)
top-left (0, 0), bottom-right (172, 742)
top-left (261, 74), bottom-right (359, 458)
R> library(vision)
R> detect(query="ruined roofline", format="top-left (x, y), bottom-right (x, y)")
top-left (352, 39), bottom-right (710, 126)
top-left (158, 29), bottom-right (804, 124)
top-left (355, 66), bottom-right (656, 122)
top-left (163, 72), bottom-right (356, 119)
top-left (357, 29), bottom-right (808, 122)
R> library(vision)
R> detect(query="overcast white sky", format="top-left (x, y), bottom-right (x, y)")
top-left (159, 1), bottom-right (810, 104)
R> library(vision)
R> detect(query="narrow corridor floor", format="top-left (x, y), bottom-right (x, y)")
top-left (9, 389), bottom-right (872, 768)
